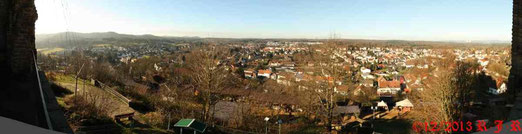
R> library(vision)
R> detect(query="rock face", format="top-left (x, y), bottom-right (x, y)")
top-left (0, 0), bottom-right (38, 79)
top-left (511, 0), bottom-right (522, 94)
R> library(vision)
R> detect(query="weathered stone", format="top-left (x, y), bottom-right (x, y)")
top-left (510, 0), bottom-right (522, 95)
top-left (2, 0), bottom-right (38, 78)
top-left (0, 0), bottom-right (8, 76)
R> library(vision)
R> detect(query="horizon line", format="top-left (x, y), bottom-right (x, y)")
top-left (36, 31), bottom-right (512, 43)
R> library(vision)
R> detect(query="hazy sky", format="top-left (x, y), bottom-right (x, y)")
top-left (35, 0), bottom-right (512, 41)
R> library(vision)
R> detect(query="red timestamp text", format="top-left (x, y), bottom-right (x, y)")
top-left (411, 120), bottom-right (522, 133)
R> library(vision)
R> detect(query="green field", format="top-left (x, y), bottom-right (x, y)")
top-left (37, 47), bottom-right (65, 55)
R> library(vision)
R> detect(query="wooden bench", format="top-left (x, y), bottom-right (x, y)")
top-left (114, 112), bottom-right (134, 121)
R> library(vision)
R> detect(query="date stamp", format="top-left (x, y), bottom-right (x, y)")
top-left (411, 120), bottom-right (521, 133)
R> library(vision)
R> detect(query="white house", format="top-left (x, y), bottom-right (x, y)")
top-left (478, 59), bottom-right (489, 67)
top-left (376, 77), bottom-right (401, 96)
top-left (488, 83), bottom-right (507, 95)
top-left (361, 67), bottom-right (371, 74)
top-left (257, 70), bottom-right (272, 78)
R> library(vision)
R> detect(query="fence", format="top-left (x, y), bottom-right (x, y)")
top-left (33, 52), bottom-right (53, 130)
top-left (94, 80), bottom-right (131, 105)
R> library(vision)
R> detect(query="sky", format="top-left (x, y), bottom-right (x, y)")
top-left (35, 0), bottom-right (512, 41)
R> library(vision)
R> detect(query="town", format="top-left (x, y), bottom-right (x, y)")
top-left (36, 33), bottom-right (512, 133)
top-left (0, 0), bottom-right (518, 133)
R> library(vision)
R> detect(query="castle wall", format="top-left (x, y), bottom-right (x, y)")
top-left (0, 0), bottom-right (38, 78)
top-left (511, 0), bottom-right (522, 93)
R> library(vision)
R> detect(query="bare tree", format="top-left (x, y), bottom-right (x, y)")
top-left (298, 38), bottom-right (349, 132)
top-left (186, 45), bottom-right (230, 123)
top-left (488, 62), bottom-right (509, 77)
top-left (410, 56), bottom-right (477, 125)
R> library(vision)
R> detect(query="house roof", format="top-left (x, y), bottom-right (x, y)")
top-left (495, 77), bottom-right (505, 88)
top-left (173, 119), bottom-right (207, 133)
top-left (362, 79), bottom-right (374, 84)
top-left (405, 60), bottom-right (416, 65)
top-left (343, 65), bottom-right (351, 71)
top-left (269, 60), bottom-right (282, 64)
top-left (333, 106), bottom-right (360, 115)
top-left (279, 72), bottom-right (294, 78)
top-left (403, 74), bottom-right (418, 82)
top-left (336, 85), bottom-right (350, 92)
top-left (244, 69), bottom-right (255, 73)
top-left (377, 100), bottom-right (388, 107)
top-left (378, 79), bottom-right (401, 88)
top-left (258, 69), bottom-right (272, 74)
top-left (316, 76), bottom-right (334, 83)
top-left (396, 99), bottom-right (413, 107)
top-left (295, 73), bottom-right (304, 80)
top-left (377, 76), bottom-right (386, 82)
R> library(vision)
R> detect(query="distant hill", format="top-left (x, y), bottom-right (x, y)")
top-left (36, 32), bottom-right (161, 48)
top-left (35, 32), bottom-right (204, 48)
top-left (36, 32), bottom-right (510, 49)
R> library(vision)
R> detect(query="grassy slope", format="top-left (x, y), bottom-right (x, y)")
top-left (52, 74), bottom-right (169, 134)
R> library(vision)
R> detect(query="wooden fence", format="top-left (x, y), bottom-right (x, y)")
top-left (93, 80), bottom-right (130, 105)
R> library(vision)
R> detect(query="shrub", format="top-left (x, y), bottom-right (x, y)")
top-left (50, 82), bottom-right (72, 97)
top-left (65, 94), bottom-right (114, 126)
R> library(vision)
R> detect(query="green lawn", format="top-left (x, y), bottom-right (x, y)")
top-left (53, 74), bottom-right (92, 86)
top-left (38, 47), bottom-right (65, 55)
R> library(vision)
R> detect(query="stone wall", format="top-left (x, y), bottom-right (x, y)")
top-left (0, 0), bottom-right (38, 79)
top-left (0, 0), bottom-right (8, 76)
top-left (510, 0), bottom-right (522, 94)
top-left (0, 0), bottom-right (45, 128)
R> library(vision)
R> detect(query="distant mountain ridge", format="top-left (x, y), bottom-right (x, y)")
top-left (36, 31), bottom-right (163, 41)
top-left (35, 32), bottom-right (201, 48)
top-left (36, 32), bottom-right (510, 48)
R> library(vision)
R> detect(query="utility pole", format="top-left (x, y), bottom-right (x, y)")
top-left (167, 112), bottom-right (171, 131)
top-left (75, 63), bottom-right (85, 96)
top-left (163, 84), bottom-right (175, 131)
top-left (82, 78), bottom-right (85, 95)
top-left (371, 106), bottom-right (377, 120)
top-left (277, 119), bottom-right (282, 134)
top-left (279, 123), bottom-right (281, 134)
top-left (264, 117), bottom-right (269, 134)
